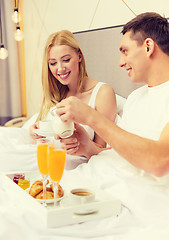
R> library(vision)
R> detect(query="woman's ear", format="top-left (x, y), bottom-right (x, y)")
top-left (78, 51), bottom-right (82, 62)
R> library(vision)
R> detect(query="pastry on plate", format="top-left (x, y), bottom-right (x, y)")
top-left (35, 190), bottom-right (54, 199)
top-left (29, 180), bottom-right (64, 199)
top-left (29, 180), bottom-right (43, 197)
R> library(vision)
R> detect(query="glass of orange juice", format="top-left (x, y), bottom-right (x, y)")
top-left (36, 138), bottom-right (50, 205)
top-left (47, 140), bottom-right (66, 207)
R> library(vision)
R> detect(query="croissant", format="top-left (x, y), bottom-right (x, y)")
top-left (29, 180), bottom-right (64, 199)
top-left (29, 180), bottom-right (43, 197)
top-left (35, 190), bottom-right (54, 199)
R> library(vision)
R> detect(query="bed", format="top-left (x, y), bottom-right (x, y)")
top-left (1, 26), bottom-right (169, 240)
top-left (1, 94), bottom-right (169, 240)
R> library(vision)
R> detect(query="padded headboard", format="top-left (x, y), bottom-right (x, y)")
top-left (74, 25), bottom-right (142, 98)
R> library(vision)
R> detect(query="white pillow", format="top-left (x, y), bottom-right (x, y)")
top-left (22, 113), bottom-right (39, 129)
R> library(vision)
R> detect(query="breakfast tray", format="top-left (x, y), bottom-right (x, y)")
top-left (2, 170), bottom-right (121, 228)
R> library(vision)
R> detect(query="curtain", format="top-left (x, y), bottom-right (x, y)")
top-left (0, 0), bottom-right (22, 126)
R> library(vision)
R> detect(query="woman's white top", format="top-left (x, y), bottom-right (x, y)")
top-left (81, 82), bottom-right (106, 140)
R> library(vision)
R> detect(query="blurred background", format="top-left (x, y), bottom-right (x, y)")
top-left (0, 0), bottom-right (169, 126)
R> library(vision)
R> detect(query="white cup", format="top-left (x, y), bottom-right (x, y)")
top-left (39, 120), bottom-right (53, 132)
top-left (52, 114), bottom-right (74, 138)
top-left (70, 188), bottom-right (95, 205)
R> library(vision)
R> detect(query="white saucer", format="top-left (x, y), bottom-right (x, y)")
top-left (33, 129), bottom-right (55, 137)
top-left (33, 129), bottom-right (73, 138)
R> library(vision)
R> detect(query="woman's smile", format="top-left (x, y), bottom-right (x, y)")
top-left (58, 71), bottom-right (70, 80)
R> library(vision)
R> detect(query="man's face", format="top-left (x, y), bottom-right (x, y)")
top-left (119, 31), bottom-right (149, 84)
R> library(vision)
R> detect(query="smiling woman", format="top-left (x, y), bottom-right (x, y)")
top-left (29, 29), bottom-right (117, 159)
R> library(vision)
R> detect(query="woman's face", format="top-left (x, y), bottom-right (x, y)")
top-left (48, 45), bottom-right (82, 87)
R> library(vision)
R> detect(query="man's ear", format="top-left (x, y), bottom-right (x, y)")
top-left (144, 38), bottom-right (155, 56)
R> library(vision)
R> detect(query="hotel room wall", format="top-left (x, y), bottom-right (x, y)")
top-left (22, 0), bottom-right (169, 118)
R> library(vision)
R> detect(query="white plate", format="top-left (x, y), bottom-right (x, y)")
top-left (37, 194), bottom-right (65, 204)
top-left (33, 129), bottom-right (55, 137)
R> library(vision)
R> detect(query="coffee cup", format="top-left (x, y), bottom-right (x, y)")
top-left (70, 188), bottom-right (95, 205)
top-left (39, 120), bottom-right (53, 132)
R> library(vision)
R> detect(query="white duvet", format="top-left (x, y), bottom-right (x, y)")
top-left (0, 126), bottom-right (169, 240)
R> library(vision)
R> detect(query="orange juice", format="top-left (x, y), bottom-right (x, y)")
top-left (37, 144), bottom-right (48, 175)
top-left (48, 149), bottom-right (66, 182)
top-left (48, 144), bottom-right (55, 152)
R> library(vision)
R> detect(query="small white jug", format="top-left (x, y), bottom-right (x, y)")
top-left (50, 107), bottom-right (74, 138)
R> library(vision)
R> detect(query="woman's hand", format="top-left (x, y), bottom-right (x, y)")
top-left (54, 124), bottom-right (101, 158)
top-left (29, 122), bottom-right (44, 140)
top-left (54, 124), bottom-right (89, 156)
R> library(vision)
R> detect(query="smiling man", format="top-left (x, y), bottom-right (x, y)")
top-left (56, 12), bottom-right (169, 177)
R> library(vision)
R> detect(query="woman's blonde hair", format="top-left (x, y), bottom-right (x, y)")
top-left (37, 30), bottom-right (88, 121)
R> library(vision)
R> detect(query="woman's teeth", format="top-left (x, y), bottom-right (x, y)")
top-left (59, 72), bottom-right (70, 79)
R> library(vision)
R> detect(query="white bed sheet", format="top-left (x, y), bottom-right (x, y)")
top-left (1, 126), bottom-right (169, 239)
top-left (0, 126), bottom-right (88, 172)
top-left (1, 93), bottom-right (169, 239)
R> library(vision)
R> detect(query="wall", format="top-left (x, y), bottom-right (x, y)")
top-left (22, 0), bottom-right (169, 118)
top-left (74, 26), bottom-right (142, 99)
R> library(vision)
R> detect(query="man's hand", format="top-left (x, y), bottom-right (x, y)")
top-left (55, 96), bottom-right (94, 125)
